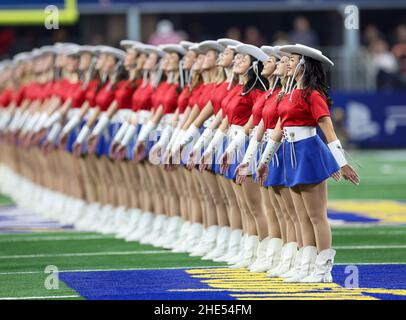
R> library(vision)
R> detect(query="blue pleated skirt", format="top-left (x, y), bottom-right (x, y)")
top-left (261, 146), bottom-right (286, 187)
top-left (65, 119), bottom-right (85, 153)
top-left (282, 135), bottom-right (340, 187)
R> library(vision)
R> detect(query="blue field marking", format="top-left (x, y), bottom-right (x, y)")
top-left (333, 265), bottom-right (406, 300)
top-left (327, 210), bottom-right (381, 223)
top-left (59, 269), bottom-right (233, 300)
top-left (59, 264), bottom-right (406, 300)
top-left (0, 205), bottom-right (73, 233)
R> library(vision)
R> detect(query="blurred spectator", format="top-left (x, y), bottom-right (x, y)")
top-left (0, 28), bottom-right (16, 56)
top-left (148, 20), bottom-right (184, 45)
top-left (225, 26), bottom-right (242, 42)
top-left (363, 24), bottom-right (384, 48)
top-left (244, 25), bottom-right (266, 47)
top-left (289, 16), bottom-right (318, 46)
top-left (371, 39), bottom-right (399, 90)
top-left (392, 24), bottom-right (406, 87)
top-left (273, 31), bottom-right (290, 46)
top-left (331, 107), bottom-right (350, 149)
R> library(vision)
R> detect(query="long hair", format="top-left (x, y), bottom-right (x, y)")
top-left (242, 56), bottom-right (267, 94)
top-left (301, 56), bottom-right (333, 108)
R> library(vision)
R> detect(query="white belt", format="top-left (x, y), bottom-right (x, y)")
top-left (138, 110), bottom-right (151, 124)
top-left (67, 108), bottom-right (80, 120)
top-left (228, 124), bottom-right (243, 138)
top-left (112, 109), bottom-right (133, 123)
top-left (203, 115), bottom-right (215, 128)
top-left (161, 113), bottom-right (174, 125)
top-left (283, 126), bottom-right (316, 143)
top-left (282, 126), bottom-right (316, 169)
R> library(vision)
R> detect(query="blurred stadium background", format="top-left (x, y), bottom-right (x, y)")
top-left (0, 0), bottom-right (405, 300)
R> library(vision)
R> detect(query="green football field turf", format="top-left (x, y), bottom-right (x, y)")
top-left (0, 150), bottom-right (405, 299)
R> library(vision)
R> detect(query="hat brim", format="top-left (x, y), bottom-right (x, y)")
top-left (160, 44), bottom-right (187, 56)
top-left (236, 44), bottom-right (269, 63)
top-left (198, 41), bottom-right (224, 54)
top-left (280, 44), bottom-right (334, 67)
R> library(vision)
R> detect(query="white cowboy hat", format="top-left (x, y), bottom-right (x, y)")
top-left (77, 45), bottom-right (98, 55)
top-left (180, 41), bottom-right (196, 51)
top-left (279, 43), bottom-right (334, 67)
top-left (159, 44), bottom-right (187, 56)
top-left (198, 40), bottom-right (225, 53)
top-left (140, 44), bottom-right (166, 58)
top-left (235, 44), bottom-right (269, 63)
top-left (260, 46), bottom-right (283, 60)
top-left (96, 46), bottom-right (126, 60)
top-left (13, 52), bottom-right (32, 63)
top-left (217, 38), bottom-right (242, 49)
top-left (120, 40), bottom-right (144, 50)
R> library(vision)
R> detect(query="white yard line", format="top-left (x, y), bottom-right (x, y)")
top-left (0, 265), bottom-right (224, 275)
top-left (0, 235), bottom-right (115, 242)
top-left (1, 244), bottom-right (405, 261)
top-left (0, 250), bottom-right (168, 259)
top-left (0, 263), bottom-right (405, 276)
top-left (334, 244), bottom-right (406, 249)
top-left (0, 295), bottom-right (80, 300)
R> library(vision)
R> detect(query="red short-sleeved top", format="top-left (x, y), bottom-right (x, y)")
top-left (177, 87), bottom-right (191, 114)
top-left (277, 89), bottom-right (330, 129)
top-left (0, 89), bottom-right (13, 107)
top-left (94, 81), bottom-right (117, 111)
top-left (187, 84), bottom-right (204, 109)
top-left (23, 82), bottom-right (38, 102)
top-left (83, 80), bottom-right (100, 107)
top-left (12, 85), bottom-right (27, 107)
top-left (197, 83), bottom-right (217, 111)
top-left (210, 82), bottom-right (231, 115)
top-left (262, 88), bottom-right (282, 130)
top-left (69, 81), bottom-right (85, 108)
top-left (154, 83), bottom-right (179, 114)
top-left (114, 80), bottom-right (136, 109)
top-left (251, 91), bottom-right (268, 127)
top-left (151, 81), bottom-right (169, 110)
top-left (131, 83), bottom-right (153, 112)
top-left (224, 86), bottom-right (264, 126)
top-left (36, 81), bottom-right (54, 102)
top-left (220, 84), bottom-right (241, 116)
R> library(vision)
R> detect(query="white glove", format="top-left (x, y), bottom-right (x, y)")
top-left (171, 129), bottom-right (185, 153)
top-left (47, 122), bottom-right (63, 143)
top-left (165, 127), bottom-right (180, 153)
top-left (225, 130), bottom-right (247, 154)
top-left (137, 120), bottom-right (156, 143)
top-left (44, 111), bottom-right (62, 129)
top-left (259, 139), bottom-right (281, 166)
top-left (91, 113), bottom-right (110, 136)
top-left (328, 139), bottom-right (348, 168)
top-left (113, 121), bottom-right (130, 144)
top-left (192, 127), bottom-right (215, 153)
top-left (33, 112), bottom-right (49, 132)
top-left (23, 112), bottom-right (40, 132)
top-left (204, 129), bottom-right (226, 155)
top-left (120, 123), bottom-right (137, 147)
top-left (155, 125), bottom-right (173, 148)
top-left (180, 124), bottom-right (201, 147)
top-left (75, 126), bottom-right (91, 144)
top-left (62, 114), bottom-right (81, 136)
top-left (241, 139), bottom-right (260, 166)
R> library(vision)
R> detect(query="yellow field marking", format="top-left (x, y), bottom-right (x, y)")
top-left (328, 200), bottom-right (406, 224)
top-left (182, 268), bottom-right (377, 300)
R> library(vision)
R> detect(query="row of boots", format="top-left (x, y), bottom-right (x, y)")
top-left (0, 164), bottom-right (336, 283)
